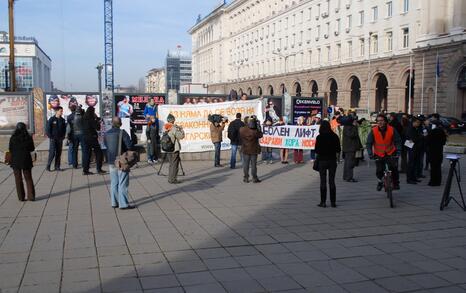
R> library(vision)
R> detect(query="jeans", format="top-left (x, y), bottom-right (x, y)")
top-left (264, 148), bottom-right (273, 161)
top-left (109, 165), bottom-right (130, 208)
top-left (318, 159), bottom-right (337, 204)
top-left (243, 154), bottom-right (258, 179)
top-left (47, 138), bottom-right (63, 169)
top-left (67, 140), bottom-right (74, 165)
top-left (214, 142), bottom-right (221, 166)
top-left (230, 144), bottom-right (241, 168)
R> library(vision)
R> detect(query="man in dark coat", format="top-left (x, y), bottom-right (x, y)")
top-left (72, 107), bottom-right (86, 169)
top-left (82, 106), bottom-right (105, 175)
top-left (46, 106), bottom-right (66, 171)
top-left (405, 117), bottom-right (423, 184)
top-left (426, 121), bottom-right (447, 186)
top-left (227, 113), bottom-right (245, 169)
top-left (239, 116), bottom-right (263, 183)
top-left (342, 118), bottom-right (361, 182)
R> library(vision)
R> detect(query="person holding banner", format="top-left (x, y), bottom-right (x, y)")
top-left (240, 116), bottom-right (263, 183)
top-left (315, 120), bottom-right (341, 208)
top-left (277, 117), bottom-right (289, 164)
top-left (293, 116), bottom-right (305, 164)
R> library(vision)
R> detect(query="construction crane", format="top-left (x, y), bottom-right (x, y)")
top-left (8, 0), bottom-right (16, 91)
top-left (104, 0), bottom-right (114, 91)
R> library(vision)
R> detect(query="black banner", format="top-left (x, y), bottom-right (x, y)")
top-left (291, 97), bottom-right (323, 124)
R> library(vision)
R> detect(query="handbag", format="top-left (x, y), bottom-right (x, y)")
top-left (312, 157), bottom-right (320, 171)
top-left (114, 130), bottom-right (138, 172)
top-left (4, 151), bottom-right (12, 165)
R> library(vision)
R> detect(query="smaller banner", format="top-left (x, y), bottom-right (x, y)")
top-left (260, 125), bottom-right (320, 150)
top-left (0, 94), bottom-right (32, 133)
top-left (291, 97), bottom-right (323, 124)
top-left (46, 94), bottom-right (100, 120)
top-left (115, 94), bottom-right (165, 131)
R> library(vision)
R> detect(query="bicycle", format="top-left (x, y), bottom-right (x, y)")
top-left (375, 156), bottom-right (395, 208)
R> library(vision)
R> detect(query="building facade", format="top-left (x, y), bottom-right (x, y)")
top-left (146, 68), bottom-right (166, 93)
top-left (190, 0), bottom-right (466, 117)
top-left (166, 50), bottom-right (192, 92)
top-left (0, 35), bottom-right (52, 92)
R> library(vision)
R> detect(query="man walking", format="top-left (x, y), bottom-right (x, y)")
top-left (104, 117), bottom-right (134, 209)
top-left (366, 114), bottom-right (402, 191)
top-left (46, 106), bottom-right (66, 171)
top-left (240, 116), bottom-right (263, 183)
top-left (164, 114), bottom-right (185, 184)
top-left (227, 113), bottom-right (245, 169)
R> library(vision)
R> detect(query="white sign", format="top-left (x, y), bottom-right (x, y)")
top-left (158, 100), bottom-right (264, 153)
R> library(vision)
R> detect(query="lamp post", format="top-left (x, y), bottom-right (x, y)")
top-left (3, 65), bottom-right (8, 91)
top-left (96, 63), bottom-right (104, 97)
top-left (272, 48), bottom-right (301, 75)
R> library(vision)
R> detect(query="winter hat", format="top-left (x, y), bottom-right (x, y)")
top-left (167, 114), bottom-right (175, 123)
top-left (315, 113), bottom-right (322, 119)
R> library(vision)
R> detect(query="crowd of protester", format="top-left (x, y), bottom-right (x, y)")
top-left (5, 93), bottom-right (450, 210)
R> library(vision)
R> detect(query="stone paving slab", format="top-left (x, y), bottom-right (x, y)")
top-left (0, 158), bottom-right (465, 293)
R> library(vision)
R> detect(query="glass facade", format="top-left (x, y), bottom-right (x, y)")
top-left (0, 57), bottom-right (34, 90)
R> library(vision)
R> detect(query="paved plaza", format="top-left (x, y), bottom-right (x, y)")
top-left (0, 158), bottom-right (465, 293)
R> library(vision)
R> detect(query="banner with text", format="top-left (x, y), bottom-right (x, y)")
top-left (260, 125), bottom-right (320, 150)
top-left (158, 100), bottom-right (264, 153)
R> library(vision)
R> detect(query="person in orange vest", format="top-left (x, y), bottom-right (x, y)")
top-left (366, 114), bottom-right (402, 191)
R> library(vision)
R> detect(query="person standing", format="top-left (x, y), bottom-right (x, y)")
top-left (263, 118), bottom-right (274, 164)
top-left (293, 116), bottom-right (305, 164)
top-left (143, 97), bottom-right (157, 121)
top-left (104, 117), bottom-right (134, 209)
top-left (426, 121), bottom-right (447, 186)
top-left (342, 118), bottom-right (361, 182)
top-left (210, 117), bottom-right (226, 167)
top-left (240, 116), bottom-right (263, 183)
top-left (315, 120), bottom-right (341, 208)
top-left (405, 117), bottom-right (423, 184)
top-left (66, 104), bottom-right (77, 168)
top-left (277, 116), bottom-right (289, 164)
top-left (9, 122), bottom-right (36, 201)
top-left (46, 106), bottom-right (66, 171)
top-left (146, 115), bottom-right (159, 163)
top-left (83, 107), bottom-right (105, 175)
top-left (366, 114), bottom-right (402, 190)
top-left (164, 114), bottom-right (185, 184)
top-left (227, 113), bottom-right (245, 169)
top-left (72, 107), bottom-right (86, 169)
top-left (309, 114), bottom-right (322, 162)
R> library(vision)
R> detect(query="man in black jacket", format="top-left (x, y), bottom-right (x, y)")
top-left (73, 107), bottom-right (86, 170)
top-left (406, 117), bottom-right (423, 184)
top-left (227, 113), bottom-right (245, 169)
top-left (82, 106), bottom-right (106, 175)
top-left (46, 106), bottom-right (66, 171)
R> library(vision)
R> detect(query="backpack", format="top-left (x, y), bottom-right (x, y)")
top-left (115, 130), bottom-right (139, 172)
top-left (161, 131), bottom-right (175, 152)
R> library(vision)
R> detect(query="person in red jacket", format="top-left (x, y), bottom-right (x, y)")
top-left (366, 114), bottom-right (402, 191)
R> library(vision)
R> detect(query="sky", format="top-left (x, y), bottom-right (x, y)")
top-left (0, 0), bottom-right (225, 91)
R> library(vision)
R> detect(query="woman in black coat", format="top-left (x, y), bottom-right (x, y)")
top-left (9, 122), bottom-right (36, 201)
top-left (315, 120), bottom-right (341, 208)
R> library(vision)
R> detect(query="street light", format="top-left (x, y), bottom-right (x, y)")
top-left (96, 63), bottom-right (104, 96)
top-left (272, 48), bottom-right (302, 74)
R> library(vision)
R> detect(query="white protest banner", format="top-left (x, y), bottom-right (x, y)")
top-left (260, 125), bottom-right (320, 150)
top-left (158, 100), bottom-right (264, 153)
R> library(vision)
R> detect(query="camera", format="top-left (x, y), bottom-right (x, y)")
top-left (208, 114), bottom-right (228, 124)
top-left (247, 115), bottom-right (261, 130)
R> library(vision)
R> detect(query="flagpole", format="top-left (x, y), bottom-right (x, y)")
top-left (434, 50), bottom-right (439, 113)
top-left (408, 55), bottom-right (413, 114)
top-left (421, 52), bottom-right (425, 114)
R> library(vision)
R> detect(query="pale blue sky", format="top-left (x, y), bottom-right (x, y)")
top-left (0, 0), bottom-right (225, 91)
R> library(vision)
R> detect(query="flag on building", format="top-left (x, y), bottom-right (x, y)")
top-left (436, 53), bottom-right (441, 78)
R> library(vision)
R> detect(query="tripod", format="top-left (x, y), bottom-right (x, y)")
top-left (157, 152), bottom-right (185, 176)
top-left (440, 158), bottom-right (466, 211)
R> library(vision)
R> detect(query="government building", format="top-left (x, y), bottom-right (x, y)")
top-left (189, 0), bottom-right (466, 118)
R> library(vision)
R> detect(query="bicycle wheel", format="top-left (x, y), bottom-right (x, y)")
top-left (385, 174), bottom-right (394, 208)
